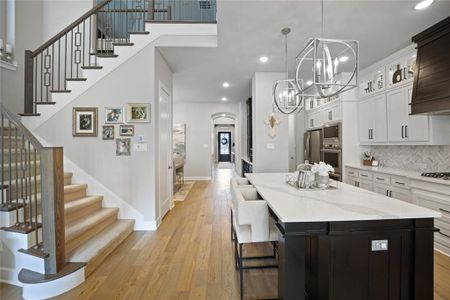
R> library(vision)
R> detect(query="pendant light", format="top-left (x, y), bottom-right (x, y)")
top-left (272, 28), bottom-right (304, 115)
top-left (295, 0), bottom-right (359, 99)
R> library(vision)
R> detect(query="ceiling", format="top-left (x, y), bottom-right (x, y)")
top-left (159, 0), bottom-right (450, 104)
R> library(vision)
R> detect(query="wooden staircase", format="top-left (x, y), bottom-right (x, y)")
top-left (1, 112), bottom-right (134, 285)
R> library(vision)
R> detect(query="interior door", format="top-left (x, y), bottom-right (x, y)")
top-left (218, 132), bottom-right (231, 162)
top-left (159, 83), bottom-right (172, 220)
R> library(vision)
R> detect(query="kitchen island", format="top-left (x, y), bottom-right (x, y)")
top-left (246, 173), bottom-right (441, 300)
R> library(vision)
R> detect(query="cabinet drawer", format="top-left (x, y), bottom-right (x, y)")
top-left (373, 183), bottom-right (390, 196)
top-left (373, 173), bottom-right (391, 185)
top-left (414, 191), bottom-right (450, 224)
top-left (346, 168), bottom-right (359, 178)
top-left (358, 179), bottom-right (373, 191)
top-left (391, 176), bottom-right (409, 188)
top-left (358, 170), bottom-right (373, 180)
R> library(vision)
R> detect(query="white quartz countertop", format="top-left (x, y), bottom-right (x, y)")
top-left (345, 164), bottom-right (450, 186)
top-left (246, 173), bottom-right (441, 223)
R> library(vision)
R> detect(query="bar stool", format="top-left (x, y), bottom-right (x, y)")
top-left (231, 187), bottom-right (278, 300)
top-left (230, 177), bottom-right (254, 241)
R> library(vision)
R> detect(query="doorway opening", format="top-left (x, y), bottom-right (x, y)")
top-left (218, 131), bottom-right (232, 162)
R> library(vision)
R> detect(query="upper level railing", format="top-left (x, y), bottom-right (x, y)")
top-left (23, 0), bottom-right (217, 115)
top-left (1, 103), bottom-right (65, 274)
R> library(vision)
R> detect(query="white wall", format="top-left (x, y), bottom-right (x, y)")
top-left (1, 0), bottom-right (94, 114)
top-left (173, 102), bottom-right (239, 179)
top-left (1, 0), bottom-right (43, 114)
top-left (35, 43), bottom-right (170, 224)
top-left (252, 72), bottom-right (290, 173)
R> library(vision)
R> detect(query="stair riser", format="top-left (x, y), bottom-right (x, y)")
top-left (5, 175), bottom-right (72, 201)
top-left (65, 201), bottom-right (102, 224)
top-left (65, 211), bottom-right (118, 255)
top-left (84, 223), bottom-right (133, 277)
top-left (0, 161), bottom-right (41, 179)
top-left (65, 188), bottom-right (87, 203)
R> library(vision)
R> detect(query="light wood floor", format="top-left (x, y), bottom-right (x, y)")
top-left (1, 167), bottom-right (450, 299)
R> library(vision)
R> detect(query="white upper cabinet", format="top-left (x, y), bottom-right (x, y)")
top-left (359, 94), bottom-right (387, 143)
top-left (387, 84), bottom-right (429, 142)
top-left (358, 45), bottom-right (450, 145)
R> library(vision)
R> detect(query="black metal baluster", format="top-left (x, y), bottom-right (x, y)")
top-left (14, 125), bottom-right (19, 219)
top-left (65, 35), bottom-right (68, 90)
top-left (71, 29), bottom-right (74, 79)
top-left (58, 40), bottom-right (61, 90)
top-left (8, 120), bottom-right (12, 207)
top-left (89, 16), bottom-right (92, 66)
top-left (0, 114), bottom-right (3, 206)
top-left (52, 44), bottom-right (55, 91)
top-left (27, 141), bottom-right (32, 230)
top-left (33, 148), bottom-right (39, 248)
top-left (19, 134), bottom-right (25, 224)
top-left (45, 48), bottom-right (50, 102)
top-left (83, 20), bottom-right (86, 68)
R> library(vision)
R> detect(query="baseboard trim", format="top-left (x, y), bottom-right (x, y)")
top-left (185, 176), bottom-right (211, 181)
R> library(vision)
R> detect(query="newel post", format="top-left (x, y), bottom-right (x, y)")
top-left (23, 50), bottom-right (34, 114)
top-left (40, 147), bottom-right (65, 274)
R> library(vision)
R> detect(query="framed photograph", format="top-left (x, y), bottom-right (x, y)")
top-left (105, 107), bottom-right (124, 124)
top-left (119, 125), bottom-right (134, 136)
top-left (102, 125), bottom-right (115, 140)
top-left (72, 107), bottom-right (98, 137)
top-left (127, 103), bottom-right (150, 123)
top-left (116, 138), bottom-right (131, 156)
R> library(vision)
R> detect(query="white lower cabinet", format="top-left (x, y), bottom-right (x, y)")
top-left (346, 175), bottom-right (372, 191)
top-left (412, 188), bottom-right (450, 256)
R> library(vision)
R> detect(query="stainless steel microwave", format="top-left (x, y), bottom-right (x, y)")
top-left (322, 123), bottom-right (341, 144)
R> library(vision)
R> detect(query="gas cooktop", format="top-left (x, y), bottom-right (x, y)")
top-left (421, 172), bottom-right (450, 180)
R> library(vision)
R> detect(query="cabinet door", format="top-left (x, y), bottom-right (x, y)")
top-left (371, 94), bottom-right (388, 142)
top-left (373, 183), bottom-right (390, 197)
top-left (359, 99), bottom-right (372, 143)
top-left (406, 85), bottom-right (429, 142)
top-left (358, 179), bottom-right (373, 191)
top-left (307, 111), bottom-right (316, 129)
top-left (346, 176), bottom-right (358, 187)
top-left (390, 187), bottom-right (412, 203)
top-left (387, 88), bottom-right (408, 142)
top-left (324, 103), bottom-right (341, 123)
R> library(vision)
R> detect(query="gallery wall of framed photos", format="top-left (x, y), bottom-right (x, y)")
top-left (73, 103), bottom-right (150, 156)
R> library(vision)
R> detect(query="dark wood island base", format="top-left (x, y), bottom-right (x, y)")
top-left (273, 210), bottom-right (435, 300)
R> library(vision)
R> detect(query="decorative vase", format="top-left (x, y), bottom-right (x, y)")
top-left (315, 173), bottom-right (330, 188)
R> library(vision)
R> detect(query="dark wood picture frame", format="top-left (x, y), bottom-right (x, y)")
top-left (72, 107), bottom-right (98, 137)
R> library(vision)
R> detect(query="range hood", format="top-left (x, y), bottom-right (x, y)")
top-left (411, 17), bottom-right (450, 115)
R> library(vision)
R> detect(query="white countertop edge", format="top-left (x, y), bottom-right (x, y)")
top-left (345, 164), bottom-right (450, 186)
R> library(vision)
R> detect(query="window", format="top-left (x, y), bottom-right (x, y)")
top-left (0, 0), bottom-right (16, 68)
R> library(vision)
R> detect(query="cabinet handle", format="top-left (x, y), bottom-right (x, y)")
top-left (386, 190), bottom-right (389, 196)
top-left (389, 190), bottom-right (393, 197)
top-left (405, 125), bottom-right (408, 138)
top-left (376, 177), bottom-right (384, 181)
top-left (361, 174), bottom-right (368, 177)
top-left (439, 208), bottom-right (450, 214)
top-left (401, 126), bottom-right (404, 138)
top-left (394, 181), bottom-right (405, 185)
top-left (438, 231), bottom-right (450, 239)
top-left (368, 129), bottom-right (371, 140)
top-left (329, 111), bottom-right (332, 120)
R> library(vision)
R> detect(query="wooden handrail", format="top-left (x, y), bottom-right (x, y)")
top-left (31, 0), bottom-right (112, 57)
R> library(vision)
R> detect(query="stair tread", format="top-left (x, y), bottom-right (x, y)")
top-left (65, 195), bottom-right (103, 215)
top-left (68, 219), bottom-right (134, 263)
top-left (64, 184), bottom-right (88, 194)
top-left (65, 207), bottom-right (119, 242)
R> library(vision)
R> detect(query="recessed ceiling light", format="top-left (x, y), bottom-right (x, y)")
top-left (259, 56), bottom-right (269, 63)
top-left (221, 97), bottom-right (227, 101)
top-left (339, 56), bottom-right (349, 62)
top-left (222, 82), bottom-right (230, 88)
top-left (221, 114), bottom-right (226, 117)
top-left (306, 80), bottom-right (313, 86)
top-left (414, 0), bottom-right (434, 10)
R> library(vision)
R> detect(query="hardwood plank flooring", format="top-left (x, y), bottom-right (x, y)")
top-left (1, 167), bottom-right (450, 299)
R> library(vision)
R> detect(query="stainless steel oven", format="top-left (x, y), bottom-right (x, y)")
top-left (321, 148), bottom-right (342, 179)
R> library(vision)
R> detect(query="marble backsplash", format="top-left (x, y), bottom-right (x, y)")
top-left (369, 146), bottom-right (450, 172)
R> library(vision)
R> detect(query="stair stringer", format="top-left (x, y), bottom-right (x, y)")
top-left (21, 23), bottom-right (217, 131)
